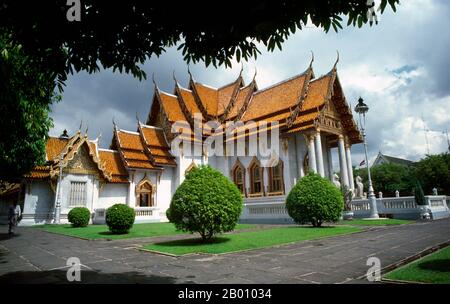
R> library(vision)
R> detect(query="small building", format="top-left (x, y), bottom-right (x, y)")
top-left (1, 58), bottom-right (364, 225)
top-left (372, 152), bottom-right (414, 167)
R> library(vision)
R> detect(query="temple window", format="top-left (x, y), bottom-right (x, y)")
top-left (231, 160), bottom-right (246, 196)
top-left (136, 181), bottom-right (154, 207)
top-left (268, 160), bottom-right (284, 195)
top-left (249, 158), bottom-right (263, 196)
top-left (69, 181), bottom-right (87, 207)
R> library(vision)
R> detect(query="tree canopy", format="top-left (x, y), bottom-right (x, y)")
top-left (353, 153), bottom-right (450, 197)
top-left (0, 0), bottom-right (400, 180)
top-left (0, 32), bottom-right (57, 181)
top-left (414, 153), bottom-right (450, 196)
top-left (0, 1), bottom-right (399, 84)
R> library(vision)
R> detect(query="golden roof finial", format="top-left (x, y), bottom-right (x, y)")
top-left (187, 65), bottom-right (195, 82)
top-left (136, 112), bottom-right (141, 124)
top-left (152, 73), bottom-right (159, 92)
top-left (333, 50), bottom-right (340, 70)
top-left (173, 70), bottom-right (179, 85)
top-left (112, 117), bottom-right (118, 131)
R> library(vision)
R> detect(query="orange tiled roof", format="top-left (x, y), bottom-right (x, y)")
top-left (301, 75), bottom-right (331, 112)
top-left (178, 87), bottom-right (201, 116)
top-left (46, 137), bottom-right (69, 161)
top-left (193, 83), bottom-right (218, 116)
top-left (217, 81), bottom-right (240, 116)
top-left (159, 91), bottom-right (186, 122)
top-left (98, 150), bottom-right (129, 183)
top-left (140, 125), bottom-right (177, 166)
top-left (242, 73), bottom-right (308, 122)
top-left (115, 130), bottom-right (161, 170)
top-left (150, 64), bottom-right (361, 143)
top-left (24, 166), bottom-right (51, 179)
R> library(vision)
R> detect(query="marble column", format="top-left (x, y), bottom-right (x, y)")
top-left (314, 130), bottom-right (325, 177)
top-left (345, 141), bottom-right (355, 190)
top-left (308, 135), bottom-right (317, 174)
top-left (338, 135), bottom-right (349, 187)
top-left (327, 147), bottom-right (334, 180)
top-left (127, 171), bottom-right (136, 207)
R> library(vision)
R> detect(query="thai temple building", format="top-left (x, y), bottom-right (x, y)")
top-left (1, 58), bottom-right (365, 225)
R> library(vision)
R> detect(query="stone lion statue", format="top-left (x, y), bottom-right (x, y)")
top-left (332, 173), bottom-right (341, 188)
top-left (355, 176), bottom-right (364, 198)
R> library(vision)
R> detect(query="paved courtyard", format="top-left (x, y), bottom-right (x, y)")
top-left (1, 218), bottom-right (449, 284)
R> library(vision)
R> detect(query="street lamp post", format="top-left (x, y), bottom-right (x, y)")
top-left (354, 97), bottom-right (379, 219)
top-left (54, 153), bottom-right (63, 224)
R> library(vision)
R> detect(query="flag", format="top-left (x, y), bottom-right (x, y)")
top-left (359, 159), bottom-right (366, 166)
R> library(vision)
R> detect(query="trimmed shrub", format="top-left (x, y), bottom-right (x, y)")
top-left (286, 172), bottom-right (343, 227)
top-left (105, 204), bottom-right (135, 234)
top-left (68, 207), bottom-right (90, 227)
top-left (167, 165), bottom-right (243, 242)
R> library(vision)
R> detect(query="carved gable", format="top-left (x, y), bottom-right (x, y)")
top-left (65, 144), bottom-right (101, 176)
top-left (317, 97), bottom-right (343, 135)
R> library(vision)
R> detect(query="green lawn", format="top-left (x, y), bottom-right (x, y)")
top-left (339, 219), bottom-right (413, 226)
top-left (37, 223), bottom-right (255, 240)
top-left (142, 226), bottom-right (362, 256)
top-left (384, 245), bottom-right (450, 284)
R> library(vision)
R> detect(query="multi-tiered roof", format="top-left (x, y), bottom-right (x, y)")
top-left (148, 60), bottom-right (362, 146)
top-left (25, 59), bottom-right (362, 183)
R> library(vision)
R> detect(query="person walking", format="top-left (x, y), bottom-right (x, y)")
top-left (8, 203), bottom-right (18, 235)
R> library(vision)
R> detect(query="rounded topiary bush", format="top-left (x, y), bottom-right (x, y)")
top-left (105, 204), bottom-right (135, 234)
top-left (167, 165), bottom-right (243, 242)
top-left (286, 172), bottom-right (343, 227)
top-left (68, 207), bottom-right (91, 227)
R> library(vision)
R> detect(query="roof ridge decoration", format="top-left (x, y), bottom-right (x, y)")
top-left (234, 73), bottom-right (258, 122)
top-left (174, 79), bottom-right (196, 127)
top-left (151, 87), bottom-right (175, 142)
top-left (98, 148), bottom-right (119, 153)
top-left (188, 68), bottom-right (211, 119)
top-left (137, 123), bottom-right (158, 165)
top-left (113, 125), bottom-right (131, 168)
top-left (285, 56), bottom-right (315, 128)
top-left (141, 124), bottom-right (163, 130)
top-left (219, 71), bottom-right (244, 123)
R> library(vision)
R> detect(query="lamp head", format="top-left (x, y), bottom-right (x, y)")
top-left (354, 97), bottom-right (369, 115)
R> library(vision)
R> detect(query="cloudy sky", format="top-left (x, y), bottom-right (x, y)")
top-left (51, 0), bottom-right (450, 168)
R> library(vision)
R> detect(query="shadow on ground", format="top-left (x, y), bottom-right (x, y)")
top-left (153, 237), bottom-right (231, 247)
top-left (0, 233), bottom-right (22, 241)
top-left (0, 269), bottom-right (193, 284)
top-left (418, 259), bottom-right (450, 272)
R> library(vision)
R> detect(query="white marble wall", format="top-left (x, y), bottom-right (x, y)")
top-left (22, 181), bottom-right (54, 225)
top-left (98, 183), bottom-right (128, 208)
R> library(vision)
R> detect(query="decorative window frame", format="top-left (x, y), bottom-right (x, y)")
top-left (247, 156), bottom-right (264, 197)
top-left (231, 158), bottom-right (246, 197)
top-left (135, 177), bottom-right (156, 207)
top-left (267, 157), bottom-right (285, 196)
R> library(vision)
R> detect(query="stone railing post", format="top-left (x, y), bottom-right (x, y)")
top-left (395, 190), bottom-right (399, 197)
